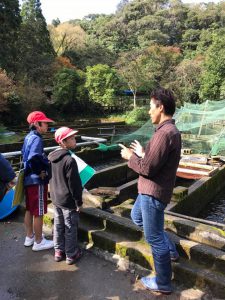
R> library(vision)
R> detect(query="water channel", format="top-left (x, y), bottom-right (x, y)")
top-left (198, 186), bottom-right (225, 224)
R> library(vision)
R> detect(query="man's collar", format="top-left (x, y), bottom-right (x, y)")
top-left (155, 119), bottom-right (175, 131)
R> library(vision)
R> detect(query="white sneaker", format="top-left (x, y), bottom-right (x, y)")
top-left (32, 238), bottom-right (54, 251)
top-left (24, 235), bottom-right (34, 247)
top-left (24, 233), bottom-right (45, 247)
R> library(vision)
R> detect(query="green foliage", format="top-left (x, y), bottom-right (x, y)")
top-left (200, 30), bottom-right (225, 100)
top-left (116, 45), bottom-right (182, 106)
top-left (196, 29), bottom-right (214, 54)
top-left (53, 68), bottom-right (90, 114)
top-left (53, 68), bottom-right (80, 112)
top-left (168, 58), bottom-right (203, 104)
top-left (85, 64), bottom-right (119, 106)
top-left (181, 29), bottom-right (202, 51)
top-left (0, 0), bottom-right (21, 73)
top-left (124, 107), bottom-right (149, 125)
top-left (64, 37), bottom-right (116, 70)
top-left (116, 50), bottom-right (148, 108)
top-left (17, 0), bottom-right (55, 84)
top-left (1, 0), bottom-right (225, 125)
top-left (0, 69), bottom-right (27, 125)
top-left (0, 92), bottom-right (24, 125)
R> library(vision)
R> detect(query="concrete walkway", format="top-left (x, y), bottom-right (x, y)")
top-left (0, 209), bottom-right (206, 300)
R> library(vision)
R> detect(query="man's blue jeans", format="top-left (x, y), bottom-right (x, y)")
top-left (131, 193), bottom-right (176, 257)
top-left (131, 194), bottom-right (173, 289)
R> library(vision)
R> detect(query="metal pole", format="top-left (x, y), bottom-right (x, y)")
top-left (2, 136), bottom-right (107, 158)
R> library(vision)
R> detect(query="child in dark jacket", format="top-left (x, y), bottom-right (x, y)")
top-left (48, 127), bottom-right (83, 265)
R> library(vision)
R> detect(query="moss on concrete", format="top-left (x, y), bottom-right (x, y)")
top-left (43, 214), bottom-right (53, 227)
top-left (172, 186), bottom-right (188, 202)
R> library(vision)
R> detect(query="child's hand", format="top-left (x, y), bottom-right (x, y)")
top-left (39, 170), bottom-right (47, 180)
top-left (76, 206), bottom-right (82, 212)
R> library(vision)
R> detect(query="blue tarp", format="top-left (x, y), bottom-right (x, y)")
top-left (0, 189), bottom-right (18, 220)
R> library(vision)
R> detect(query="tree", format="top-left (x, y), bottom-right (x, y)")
top-left (0, 0), bottom-right (21, 73)
top-left (141, 45), bottom-right (182, 86)
top-left (0, 69), bottom-right (25, 125)
top-left (48, 22), bottom-right (86, 55)
top-left (196, 29), bottom-right (214, 54)
top-left (52, 67), bottom-right (87, 114)
top-left (52, 18), bottom-right (60, 27)
top-left (200, 31), bottom-right (225, 100)
top-left (169, 58), bottom-right (203, 104)
top-left (181, 29), bottom-right (201, 51)
top-left (116, 0), bottom-right (130, 13)
top-left (116, 50), bottom-right (148, 108)
top-left (116, 46), bottom-right (182, 107)
top-left (0, 70), bottom-right (13, 113)
top-left (17, 0), bottom-right (55, 83)
top-left (85, 64), bottom-right (119, 107)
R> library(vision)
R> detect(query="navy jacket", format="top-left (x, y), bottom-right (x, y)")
top-left (0, 153), bottom-right (16, 200)
top-left (48, 148), bottom-right (83, 209)
top-left (22, 130), bottom-right (49, 186)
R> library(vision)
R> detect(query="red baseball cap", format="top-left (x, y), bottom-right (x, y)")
top-left (55, 127), bottom-right (78, 143)
top-left (27, 111), bottom-right (54, 124)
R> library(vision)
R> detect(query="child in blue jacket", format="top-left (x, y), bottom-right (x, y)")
top-left (22, 111), bottom-right (54, 251)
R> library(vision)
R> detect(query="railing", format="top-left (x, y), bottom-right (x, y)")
top-left (2, 136), bottom-right (107, 158)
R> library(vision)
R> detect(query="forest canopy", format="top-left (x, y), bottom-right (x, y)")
top-left (0, 0), bottom-right (225, 124)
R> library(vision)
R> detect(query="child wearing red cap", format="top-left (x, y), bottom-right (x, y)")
top-left (22, 111), bottom-right (54, 251)
top-left (48, 127), bottom-right (83, 264)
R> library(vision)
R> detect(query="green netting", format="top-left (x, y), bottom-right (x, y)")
top-left (96, 143), bottom-right (121, 151)
top-left (111, 120), bottom-right (155, 147)
top-left (175, 100), bottom-right (225, 155)
top-left (97, 99), bottom-right (225, 156)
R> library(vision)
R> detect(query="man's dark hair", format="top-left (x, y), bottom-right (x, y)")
top-left (150, 87), bottom-right (176, 116)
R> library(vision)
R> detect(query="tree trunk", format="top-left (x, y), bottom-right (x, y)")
top-left (132, 91), bottom-right (137, 108)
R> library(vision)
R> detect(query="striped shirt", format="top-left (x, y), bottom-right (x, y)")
top-left (128, 119), bottom-right (181, 204)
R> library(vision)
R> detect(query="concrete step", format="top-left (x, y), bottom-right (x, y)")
top-left (47, 205), bottom-right (225, 273)
top-left (78, 221), bottom-right (225, 298)
top-left (165, 214), bottom-right (225, 251)
top-left (79, 207), bottom-right (225, 272)
top-left (45, 205), bottom-right (225, 298)
top-left (111, 202), bottom-right (225, 251)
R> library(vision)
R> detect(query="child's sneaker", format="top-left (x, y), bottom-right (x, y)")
top-left (24, 235), bottom-right (34, 247)
top-left (32, 238), bottom-right (54, 251)
top-left (66, 249), bottom-right (83, 265)
top-left (24, 233), bottom-right (45, 247)
top-left (54, 250), bottom-right (64, 262)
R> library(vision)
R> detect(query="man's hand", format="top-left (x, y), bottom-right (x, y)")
top-left (130, 140), bottom-right (145, 158)
top-left (118, 144), bottom-right (133, 160)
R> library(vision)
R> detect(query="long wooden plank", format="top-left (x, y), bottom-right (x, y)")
top-left (179, 161), bottom-right (216, 171)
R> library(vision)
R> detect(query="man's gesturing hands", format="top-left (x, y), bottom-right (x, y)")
top-left (119, 140), bottom-right (144, 160)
